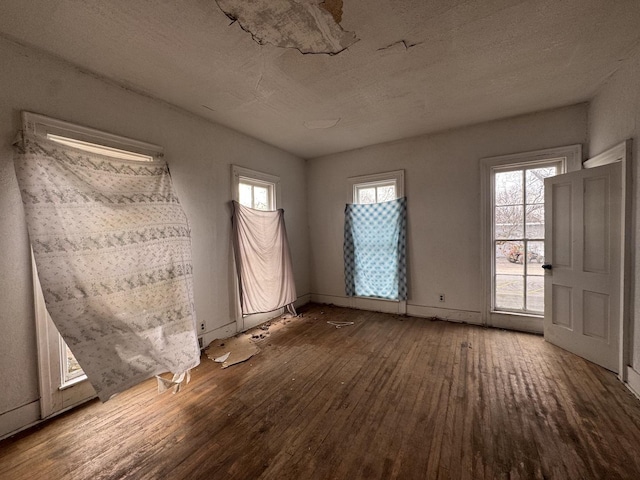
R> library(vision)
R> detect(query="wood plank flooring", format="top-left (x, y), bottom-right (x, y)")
top-left (2, 303), bottom-right (640, 479)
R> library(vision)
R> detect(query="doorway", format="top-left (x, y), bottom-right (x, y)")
top-left (481, 145), bottom-right (582, 333)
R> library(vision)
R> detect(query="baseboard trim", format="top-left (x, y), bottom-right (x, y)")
top-left (627, 366), bottom-right (640, 400)
top-left (294, 293), bottom-right (311, 309)
top-left (0, 400), bottom-right (40, 441)
top-left (407, 304), bottom-right (483, 325)
top-left (310, 293), bottom-right (351, 308)
top-left (311, 294), bottom-right (402, 314)
top-left (311, 294), bottom-right (483, 323)
top-left (201, 294), bottom-right (312, 348)
top-left (201, 321), bottom-right (237, 347)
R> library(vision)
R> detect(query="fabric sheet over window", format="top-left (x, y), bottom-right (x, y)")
top-left (14, 135), bottom-right (200, 401)
top-left (344, 197), bottom-right (408, 300)
top-left (231, 201), bottom-right (297, 315)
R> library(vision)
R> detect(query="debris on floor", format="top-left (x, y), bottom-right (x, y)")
top-left (204, 309), bottom-right (303, 368)
top-left (327, 321), bottom-right (354, 329)
top-left (205, 334), bottom-right (259, 368)
top-left (213, 352), bottom-right (230, 363)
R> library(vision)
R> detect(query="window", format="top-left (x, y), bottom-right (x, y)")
top-left (481, 145), bottom-right (581, 331)
top-left (43, 137), bottom-right (153, 389)
top-left (344, 170), bottom-right (407, 314)
top-left (231, 165), bottom-right (282, 331)
top-left (348, 170), bottom-right (404, 204)
top-left (23, 112), bottom-right (164, 418)
top-left (232, 165), bottom-right (279, 211)
top-left (239, 178), bottom-right (274, 210)
top-left (493, 163), bottom-right (560, 313)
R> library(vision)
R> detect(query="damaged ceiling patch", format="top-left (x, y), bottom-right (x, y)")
top-left (215, 0), bottom-right (357, 55)
top-left (320, 0), bottom-right (343, 24)
top-left (303, 118), bottom-right (341, 129)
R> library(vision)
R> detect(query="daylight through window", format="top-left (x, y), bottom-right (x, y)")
top-left (493, 162), bottom-right (560, 314)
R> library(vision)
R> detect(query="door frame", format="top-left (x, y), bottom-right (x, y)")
top-left (583, 140), bottom-right (632, 381)
top-left (480, 145), bottom-right (582, 333)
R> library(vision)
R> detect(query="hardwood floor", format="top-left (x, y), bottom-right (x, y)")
top-left (2, 303), bottom-right (640, 479)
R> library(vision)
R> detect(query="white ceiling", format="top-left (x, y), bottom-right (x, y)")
top-left (1, 0), bottom-right (640, 159)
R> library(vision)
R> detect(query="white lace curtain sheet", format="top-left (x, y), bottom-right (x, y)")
top-left (14, 135), bottom-right (200, 401)
top-left (232, 201), bottom-right (297, 315)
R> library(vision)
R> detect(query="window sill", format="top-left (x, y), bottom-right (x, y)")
top-left (490, 310), bottom-right (543, 319)
top-left (59, 374), bottom-right (88, 391)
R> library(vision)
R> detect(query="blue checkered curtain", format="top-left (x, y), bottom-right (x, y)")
top-left (344, 197), bottom-right (407, 300)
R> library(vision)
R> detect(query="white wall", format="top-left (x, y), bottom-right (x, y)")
top-left (589, 45), bottom-right (640, 379)
top-left (0, 37), bottom-right (309, 436)
top-left (307, 104), bottom-right (588, 321)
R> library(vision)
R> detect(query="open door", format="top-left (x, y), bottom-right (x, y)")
top-left (543, 162), bottom-right (621, 372)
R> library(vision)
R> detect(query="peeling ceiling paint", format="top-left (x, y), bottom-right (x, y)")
top-left (215, 0), bottom-right (357, 54)
top-left (320, 0), bottom-right (344, 24)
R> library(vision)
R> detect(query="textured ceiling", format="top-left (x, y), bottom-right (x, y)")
top-left (1, 0), bottom-right (640, 159)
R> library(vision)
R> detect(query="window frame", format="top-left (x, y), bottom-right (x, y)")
top-left (22, 112), bottom-right (164, 419)
top-left (347, 170), bottom-right (405, 204)
top-left (231, 165), bottom-right (280, 211)
top-left (481, 145), bottom-right (582, 333)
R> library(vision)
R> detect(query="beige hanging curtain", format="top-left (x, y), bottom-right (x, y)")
top-left (231, 201), bottom-right (297, 315)
top-left (14, 134), bottom-right (200, 401)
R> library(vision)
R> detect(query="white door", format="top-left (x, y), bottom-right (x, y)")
top-left (543, 162), bottom-right (621, 372)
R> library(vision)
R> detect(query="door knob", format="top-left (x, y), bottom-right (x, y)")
top-left (542, 264), bottom-right (552, 270)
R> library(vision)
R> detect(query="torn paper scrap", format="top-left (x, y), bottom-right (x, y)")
top-left (157, 370), bottom-right (191, 394)
top-left (214, 352), bottom-right (231, 363)
top-left (205, 335), bottom-right (259, 369)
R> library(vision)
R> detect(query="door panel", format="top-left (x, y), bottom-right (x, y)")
top-left (544, 162), bottom-right (621, 372)
top-left (551, 182), bottom-right (572, 268)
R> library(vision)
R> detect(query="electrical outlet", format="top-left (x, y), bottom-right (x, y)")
top-left (439, 294), bottom-right (445, 302)
top-left (200, 322), bottom-right (206, 332)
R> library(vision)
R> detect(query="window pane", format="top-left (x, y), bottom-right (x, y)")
top-left (525, 167), bottom-right (556, 204)
top-left (495, 275), bottom-right (524, 310)
top-left (526, 241), bottom-right (545, 274)
top-left (496, 241), bottom-right (524, 274)
top-left (495, 171), bottom-right (522, 206)
top-left (254, 186), bottom-right (269, 210)
top-left (525, 204), bottom-right (545, 239)
top-left (495, 205), bottom-right (523, 239)
top-left (239, 183), bottom-right (252, 207)
top-left (64, 343), bottom-right (84, 382)
top-left (526, 276), bottom-right (544, 313)
top-left (376, 185), bottom-right (396, 202)
top-left (358, 187), bottom-right (376, 204)
top-left (493, 163), bottom-right (556, 315)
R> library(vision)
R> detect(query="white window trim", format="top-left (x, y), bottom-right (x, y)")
top-left (22, 112), bottom-right (163, 160)
top-left (480, 144), bottom-right (582, 333)
top-left (347, 170), bottom-right (404, 204)
top-left (22, 112), bottom-right (164, 419)
top-left (231, 165), bottom-right (280, 210)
